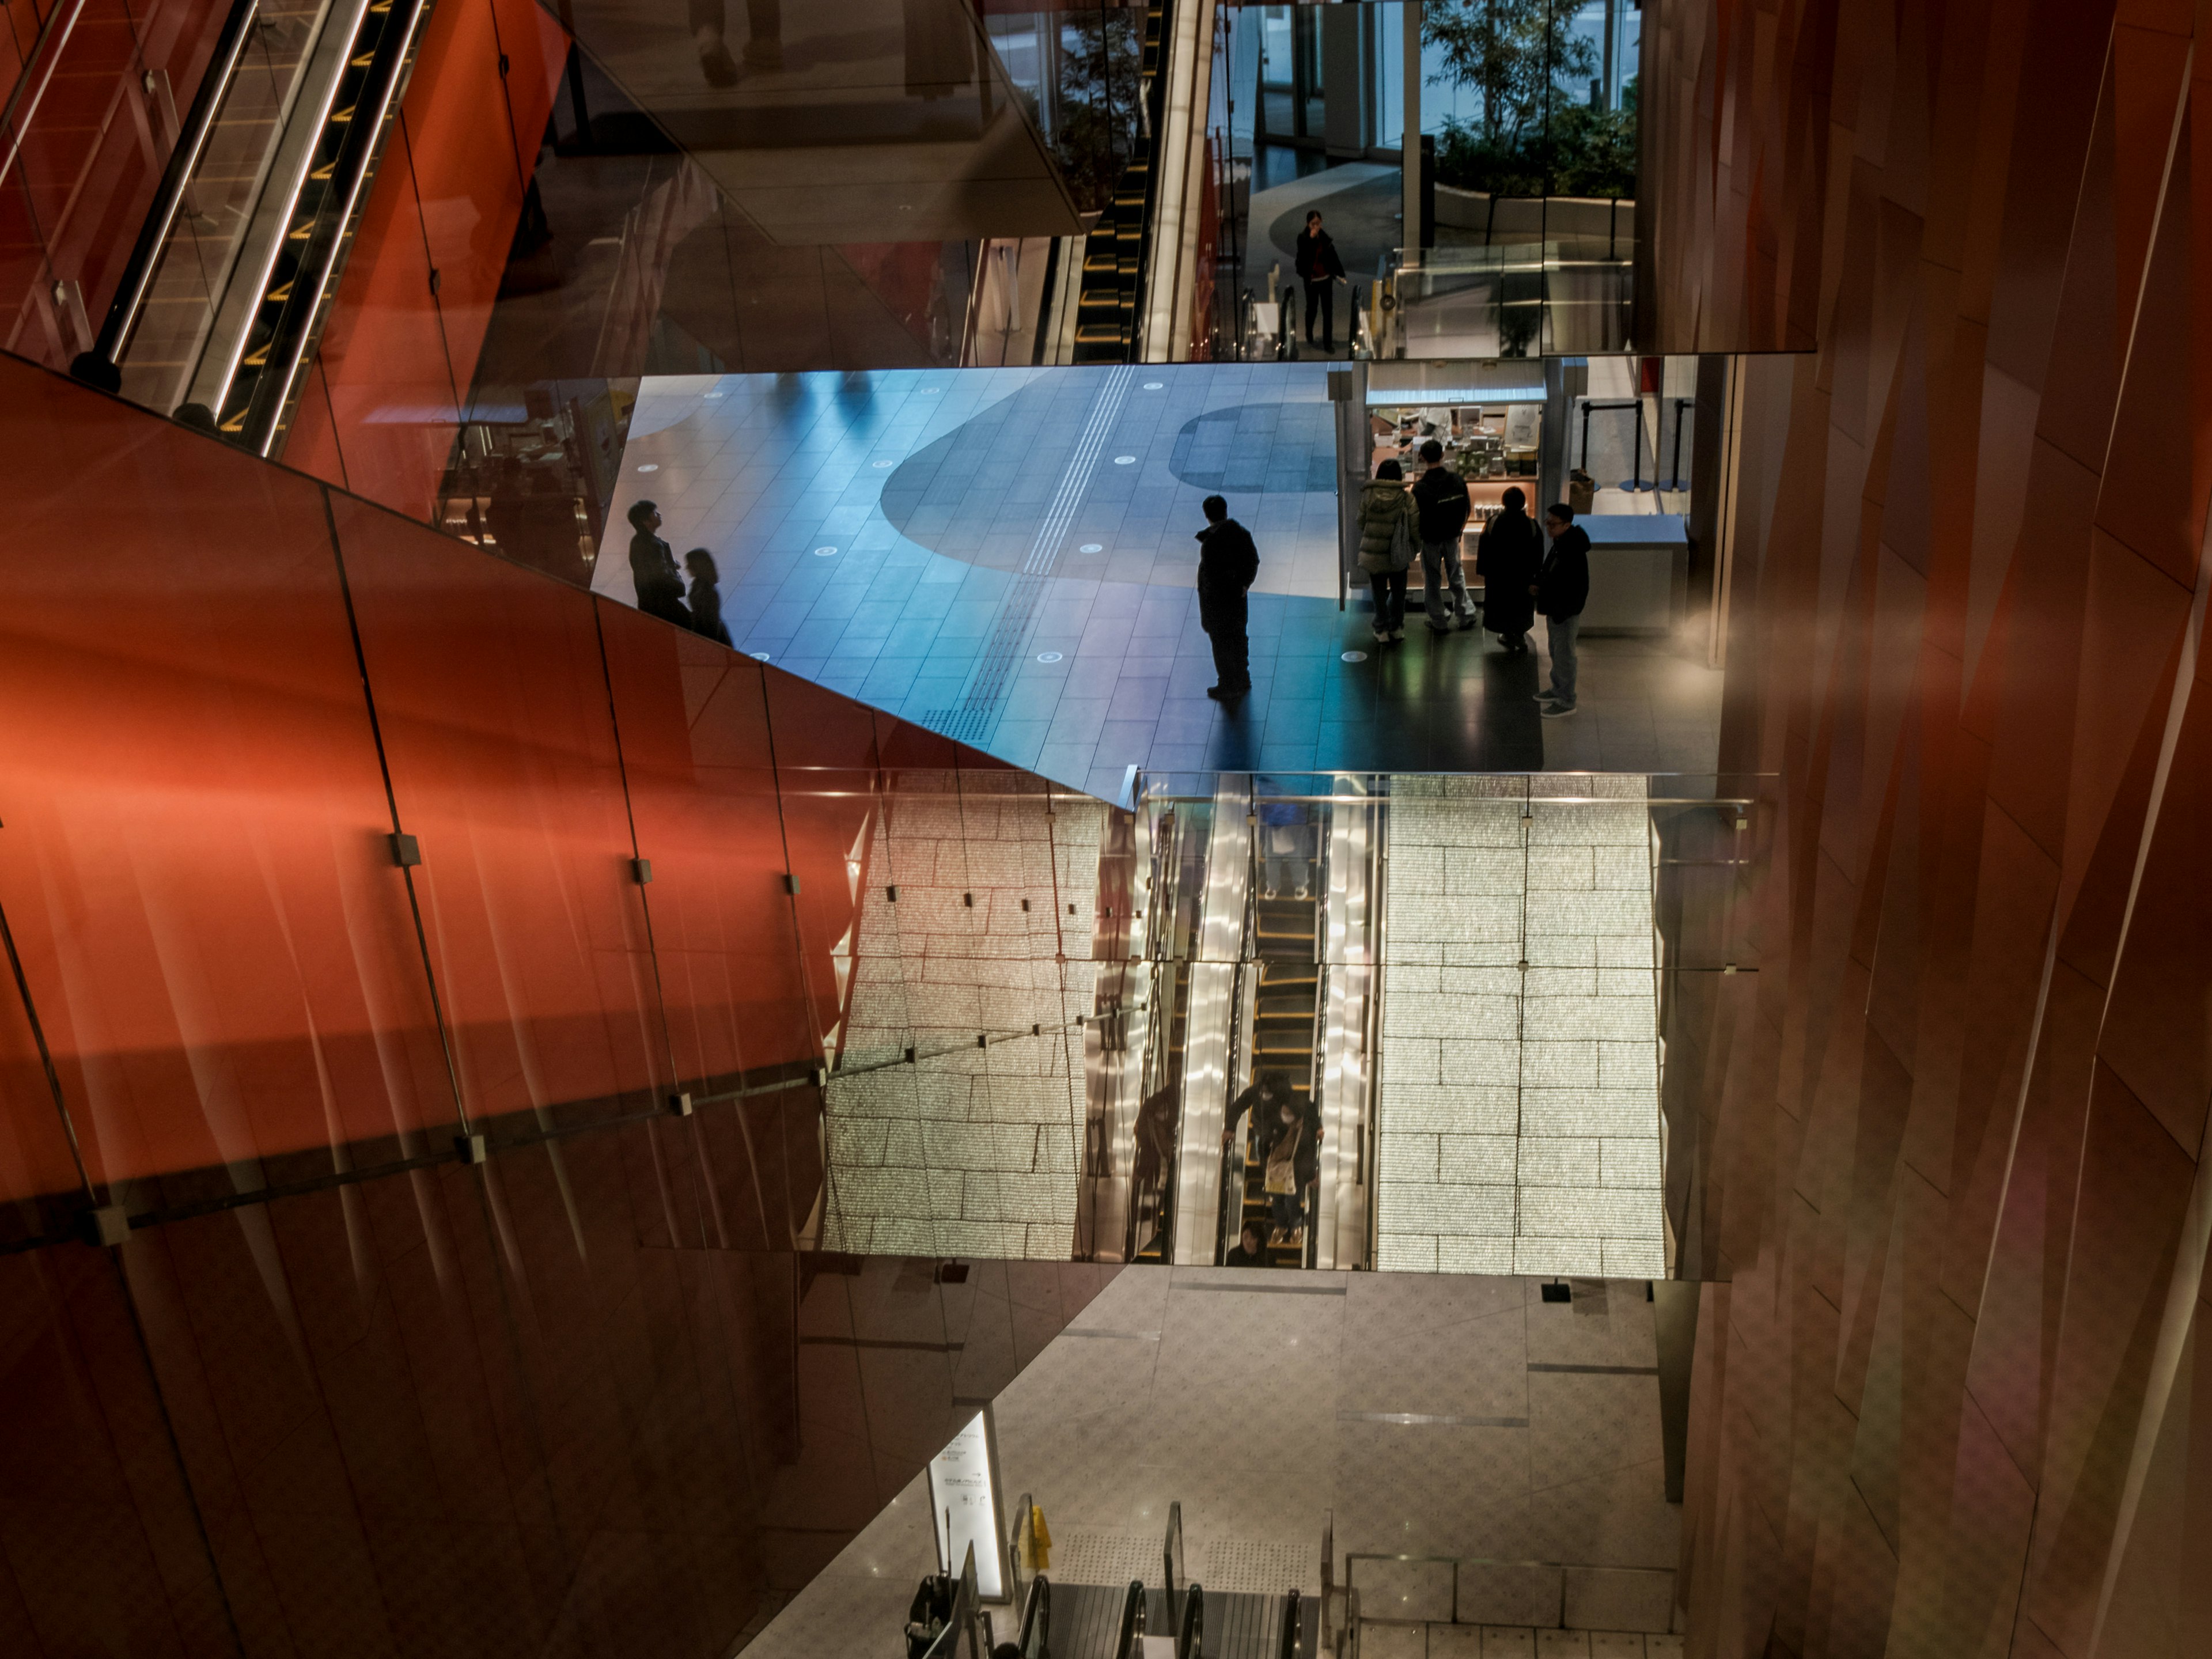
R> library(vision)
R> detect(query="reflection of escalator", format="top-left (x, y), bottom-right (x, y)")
top-left (1128, 959), bottom-right (1193, 1263)
top-left (1228, 886), bottom-right (1321, 1267)
top-left (77, 0), bottom-right (436, 452)
top-left (1072, 0), bottom-right (1167, 362)
top-left (1017, 1575), bottom-right (1050, 1657)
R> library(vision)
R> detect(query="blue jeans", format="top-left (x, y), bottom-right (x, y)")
top-left (1271, 1190), bottom-right (1304, 1232)
top-left (1546, 615), bottom-right (1581, 706)
top-left (1421, 539), bottom-right (1472, 624)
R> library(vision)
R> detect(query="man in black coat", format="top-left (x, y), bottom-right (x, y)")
top-left (1536, 502), bottom-right (1592, 717)
top-left (627, 499), bottom-right (691, 628)
top-left (1293, 210), bottom-right (1347, 352)
top-left (1194, 494), bottom-right (1259, 699)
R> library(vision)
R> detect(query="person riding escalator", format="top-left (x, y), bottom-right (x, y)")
top-left (1225, 1073), bottom-right (1321, 1249)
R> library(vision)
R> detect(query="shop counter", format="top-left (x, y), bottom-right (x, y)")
top-left (1578, 514), bottom-right (1686, 634)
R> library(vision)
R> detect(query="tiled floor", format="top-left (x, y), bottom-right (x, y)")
top-left (740, 1266), bottom-right (1679, 1657)
top-left (599, 366), bottom-right (1726, 798)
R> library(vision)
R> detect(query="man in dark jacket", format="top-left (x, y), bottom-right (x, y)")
top-left (1194, 494), bottom-right (1259, 699)
top-left (1411, 439), bottom-right (1475, 632)
top-left (627, 500), bottom-right (690, 628)
top-left (1293, 210), bottom-right (1347, 352)
top-left (1536, 502), bottom-right (1592, 717)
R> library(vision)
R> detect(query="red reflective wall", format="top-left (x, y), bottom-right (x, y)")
top-left (0, 351), bottom-right (1117, 1658)
top-left (1653, 2), bottom-right (2212, 1654)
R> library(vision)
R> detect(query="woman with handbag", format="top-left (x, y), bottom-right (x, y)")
top-left (1356, 457), bottom-right (1421, 644)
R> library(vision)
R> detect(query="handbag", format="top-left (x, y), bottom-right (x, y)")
top-left (1263, 1123), bottom-right (1301, 1195)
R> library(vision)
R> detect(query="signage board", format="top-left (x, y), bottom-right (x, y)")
top-left (926, 1406), bottom-right (1012, 1604)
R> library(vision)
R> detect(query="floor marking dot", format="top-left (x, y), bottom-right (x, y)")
top-left (813, 546), bottom-right (839, 556)
top-left (636, 463), bottom-right (658, 472)
top-left (1113, 455), bottom-right (1136, 464)
top-left (1340, 650), bottom-right (1369, 663)
top-left (1078, 544), bottom-right (1103, 553)
top-left (1037, 652), bottom-right (1063, 664)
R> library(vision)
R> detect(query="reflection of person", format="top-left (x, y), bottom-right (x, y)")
top-left (1293, 210), bottom-right (1347, 351)
top-left (1132, 1085), bottom-right (1177, 1196)
top-left (683, 548), bottom-right (733, 645)
top-left (1536, 502), bottom-right (1592, 717)
top-left (1356, 459), bottom-right (1418, 644)
top-left (1225, 1220), bottom-right (1270, 1268)
top-left (1476, 486), bottom-right (1540, 653)
top-left (1194, 494), bottom-right (1259, 700)
top-left (1412, 438), bottom-right (1475, 633)
top-left (627, 501), bottom-right (690, 627)
top-left (693, 0), bottom-right (779, 86)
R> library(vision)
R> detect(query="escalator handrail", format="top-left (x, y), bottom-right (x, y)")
top-left (1177, 1581), bottom-right (1203, 1659)
top-left (1017, 1574), bottom-right (1049, 1657)
top-left (84, 0), bottom-right (262, 368)
top-left (237, 0), bottom-right (432, 450)
top-left (1278, 1586), bottom-right (1301, 1659)
top-left (1113, 1578), bottom-right (1146, 1658)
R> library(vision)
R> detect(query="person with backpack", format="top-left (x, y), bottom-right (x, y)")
top-left (1355, 459), bottom-right (1419, 644)
top-left (1411, 438), bottom-right (1475, 632)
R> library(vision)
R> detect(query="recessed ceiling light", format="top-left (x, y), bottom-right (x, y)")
top-left (1113, 455), bottom-right (1135, 464)
top-left (1036, 652), bottom-right (1063, 663)
top-left (1340, 650), bottom-right (1368, 663)
top-left (1078, 544), bottom-right (1103, 553)
top-left (813, 546), bottom-right (838, 556)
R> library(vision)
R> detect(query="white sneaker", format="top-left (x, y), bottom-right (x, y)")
top-left (1390, 628), bottom-right (1406, 641)
top-left (1371, 627), bottom-right (1390, 643)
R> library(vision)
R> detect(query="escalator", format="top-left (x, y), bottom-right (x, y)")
top-left (1229, 881), bottom-right (1323, 1267)
top-left (73, 0), bottom-right (436, 452)
top-left (1071, 0), bottom-right (1167, 362)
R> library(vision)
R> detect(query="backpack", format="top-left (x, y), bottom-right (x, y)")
top-left (1387, 498), bottom-right (1416, 573)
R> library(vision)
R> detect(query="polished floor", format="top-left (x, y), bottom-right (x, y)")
top-left (598, 367), bottom-right (1726, 798)
top-left (743, 1266), bottom-right (1680, 1656)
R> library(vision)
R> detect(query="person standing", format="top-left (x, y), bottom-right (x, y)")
top-left (1293, 210), bottom-right (1347, 353)
top-left (627, 500), bottom-right (691, 629)
top-left (1356, 459), bottom-right (1419, 643)
top-left (683, 548), bottom-right (733, 645)
top-left (1535, 502), bottom-right (1592, 717)
top-left (1475, 486), bottom-right (1540, 653)
top-left (1195, 494), bottom-right (1259, 700)
top-left (1412, 438), bottom-right (1475, 632)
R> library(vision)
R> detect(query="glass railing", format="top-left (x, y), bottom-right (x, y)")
top-left (1379, 237), bottom-right (1634, 359)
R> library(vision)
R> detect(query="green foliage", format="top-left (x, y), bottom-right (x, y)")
top-left (1423, 0), bottom-right (1635, 200)
top-left (1049, 12), bottom-right (1143, 214)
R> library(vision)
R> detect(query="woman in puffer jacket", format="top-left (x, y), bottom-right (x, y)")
top-left (1356, 458), bottom-right (1420, 644)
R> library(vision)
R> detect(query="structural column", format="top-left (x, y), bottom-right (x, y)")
top-left (1402, 1), bottom-right (1422, 266)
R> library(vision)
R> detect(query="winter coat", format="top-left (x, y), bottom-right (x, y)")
top-left (686, 575), bottom-right (733, 646)
top-left (1295, 228), bottom-right (1346, 283)
top-left (629, 531), bottom-right (688, 626)
top-left (1411, 464), bottom-right (1472, 544)
top-left (1537, 524), bottom-right (1592, 620)
top-left (1355, 479), bottom-right (1419, 575)
top-left (1195, 517), bottom-right (1260, 601)
top-left (1475, 507), bottom-right (1541, 637)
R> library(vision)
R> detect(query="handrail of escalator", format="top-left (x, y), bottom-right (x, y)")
top-left (1176, 1581), bottom-right (1203, 1658)
top-left (1017, 1573), bottom-right (1050, 1657)
top-left (74, 0), bottom-right (263, 386)
top-left (1113, 1578), bottom-right (1146, 1658)
top-left (1278, 1586), bottom-right (1301, 1659)
top-left (231, 0), bottom-right (433, 451)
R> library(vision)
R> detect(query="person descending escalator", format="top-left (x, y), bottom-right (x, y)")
top-left (1225, 1073), bottom-right (1320, 1247)
top-left (1225, 1219), bottom-right (1271, 1267)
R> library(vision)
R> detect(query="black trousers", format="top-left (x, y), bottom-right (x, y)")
top-left (1200, 590), bottom-right (1249, 690)
top-left (1303, 279), bottom-right (1334, 348)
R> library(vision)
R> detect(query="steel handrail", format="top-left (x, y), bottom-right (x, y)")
top-left (81, 0), bottom-right (262, 372)
top-left (1114, 1578), bottom-right (1146, 1658)
top-left (1178, 1581), bottom-right (1205, 1658)
top-left (1278, 1586), bottom-right (1301, 1659)
top-left (1017, 1574), bottom-right (1050, 1657)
